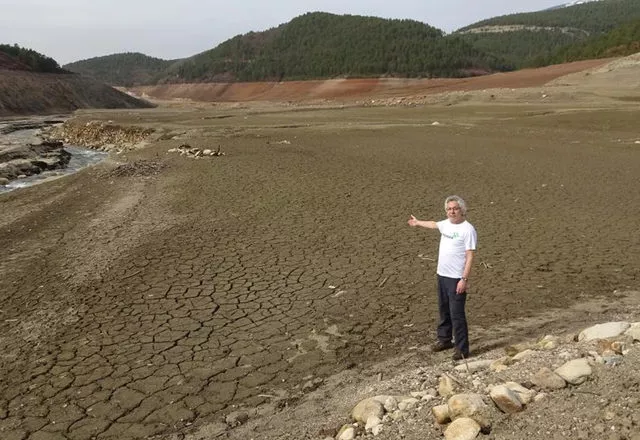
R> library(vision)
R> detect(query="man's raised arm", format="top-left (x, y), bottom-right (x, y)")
top-left (408, 215), bottom-right (438, 229)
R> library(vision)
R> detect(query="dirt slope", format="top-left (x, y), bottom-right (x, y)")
top-left (130, 59), bottom-right (610, 103)
top-left (0, 70), bottom-right (154, 117)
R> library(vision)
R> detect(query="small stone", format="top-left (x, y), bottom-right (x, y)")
top-left (513, 349), bottom-right (535, 361)
top-left (365, 415), bottom-right (382, 431)
top-left (534, 392), bottom-right (547, 402)
top-left (444, 417), bottom-right (481, 440)
top-left (532, 367), bottom-right (567, 390)
top-left (454, 359), bottom-right (494, 373)
top-left (603, 355), bottom-right (624, 366)
top-left (336, 424), bottom-right (356, 440)
top-left (555, 358), bottom-right (593, 385)
top-left (537, 335), bottom-right (560, 350)
top-left (382, 396), bottom-right (398, 412)
top-left (625, 322), bottom-right (640, 341)
top-left (432, 404), bottom-right (451, 424)
top-left (225, 410), bottom-right (248, 427)
top-left (489, 385), bottom-right (523, 413)
top-left (398, 397), bottom-right (419, 411)
top-left (594, 424), bottom-right (606, 434)
top-left (439, 374), bottom-right (457, 398)
top-left (504, 382), bottom-right (536, 404)
top-left (505, 342), bottom-right (535, 356)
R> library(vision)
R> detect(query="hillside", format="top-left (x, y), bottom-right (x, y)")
top-left (0, 70), bottom-right (154, 117)
top-left (64, 52), bottom-right (178, 87)
top-left (158, 12), bottom-right (499, 83)
top-left (536, 18), bottom-right (640, 65)
top-left (67, 12), bottom-right (502, 86)
top-left (457, 0), bottom-right (640, 68)
top-left (0, 44), bottom-right (67, 73)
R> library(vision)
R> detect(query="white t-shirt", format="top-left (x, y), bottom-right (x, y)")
top-left (436, 219), bottom-right (477, 278)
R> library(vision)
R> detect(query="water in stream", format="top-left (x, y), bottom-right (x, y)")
top-left (0, 146), bottom-right (108, 193)
top-left (0, 120), bottom-right (108, 194)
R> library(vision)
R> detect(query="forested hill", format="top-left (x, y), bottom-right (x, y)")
top-left (535, 18), bottom-right (640, 65)
top-left (63, 52), bottom-right (178, 87)
top-left (156, 12), bottom-right (500, 83)
top-left (64, 3), bottom-right (640, 86)
top-left (0, 44), bottom-right (67, 73)
top-left (456, 0), bottom-right (640, 68)
top-left (66, 12), bottom-right (502, 85)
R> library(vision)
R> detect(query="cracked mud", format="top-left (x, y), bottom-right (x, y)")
top-left (1, 101), bottom-right (639, 440)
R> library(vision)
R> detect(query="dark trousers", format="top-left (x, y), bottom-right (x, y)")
top-left (437, 275), bottom-right (469, 355)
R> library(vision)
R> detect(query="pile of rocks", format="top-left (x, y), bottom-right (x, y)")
top-left (47, 120), bottom-right (154, 153)
top-left (333, 321), bottom-right (639, 440)
top-left (101, 159), bottom-right (167, 178)
top-left (0, 140), bottom-right (71, 183)
top-left (167, 144), bottom-right (225, 159)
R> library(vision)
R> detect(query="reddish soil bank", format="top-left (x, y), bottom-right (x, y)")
top-left (131, 59), bottom-right (610, 103)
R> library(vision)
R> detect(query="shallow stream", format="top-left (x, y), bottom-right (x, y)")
top-left (0, 120), bottom-right (108, 194)
top-left (0, 146), bottom-right (108, 193)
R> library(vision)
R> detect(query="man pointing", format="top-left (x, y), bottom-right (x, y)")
top-left (408, 195), bottom-right (477, 361)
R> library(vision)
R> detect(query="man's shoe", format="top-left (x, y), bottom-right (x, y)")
top-left (431, 341), bottom-right (454, 352)
top-left (452, 349), bottom-right (469, 361)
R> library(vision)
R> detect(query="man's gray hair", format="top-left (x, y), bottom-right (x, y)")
top-left (444, 195), bottom-right (467, 215)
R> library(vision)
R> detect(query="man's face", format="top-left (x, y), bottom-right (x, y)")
top-left (446, 201), bottom-right (464, 224)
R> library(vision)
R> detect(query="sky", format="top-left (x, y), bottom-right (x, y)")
top-left (0, 0), bottom-right (567, 65)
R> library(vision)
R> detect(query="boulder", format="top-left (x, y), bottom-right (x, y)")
top-left (578, 322), bottom-right (630, 341)
top-left (447, 393), bottom-right (490, 429)
top-left (351, 398), bottom-right (384, 424)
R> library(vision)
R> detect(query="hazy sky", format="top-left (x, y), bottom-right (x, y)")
top-left (1, 0), bottom-right (565, 65)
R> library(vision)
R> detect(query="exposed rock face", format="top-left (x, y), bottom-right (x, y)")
top-left (0, 140), bottom-right (70, 181)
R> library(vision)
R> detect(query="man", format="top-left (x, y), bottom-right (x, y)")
top-left (408, 195), bottom-right (477, 361)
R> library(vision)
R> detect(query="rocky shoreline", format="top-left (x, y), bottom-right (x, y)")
top-left (0, 118), bottom-right (72, 184)
top-left (0, 117), bottom-right (158, 186)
